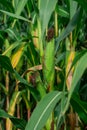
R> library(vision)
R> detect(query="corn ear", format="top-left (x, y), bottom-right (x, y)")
top-left (43, 39), bottom-right (55, 91)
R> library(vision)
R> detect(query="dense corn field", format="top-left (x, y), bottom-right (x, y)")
top-left (0, 0), bottom-right (87, 130)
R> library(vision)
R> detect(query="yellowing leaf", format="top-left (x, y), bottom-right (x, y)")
top-left (6, 92), bottom-right (21, 130)
top-left (66, 51), bottom-right (75, 91)
top-left (11, 45), bottom-right (24, 68)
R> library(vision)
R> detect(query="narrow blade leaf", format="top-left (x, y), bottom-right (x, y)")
top-left (25, 91), bottom-right (62, 130)
top-left (0, 55), bottom-right (14, 73)
top-left (0, 109), bottom-right (26, 130)
top-left (0, 10), bottom-right (31, 23)
top-left (74, 0), bottom-right (87, 12)
top-left (39, 0), bottom-right (58, 36)
top-left (15, 0), bottom-right (28, 15)
top-left (63, 52), bottom-right (87, 114)
top-left (55, 7), bottom-right (82, 53)
top-left (71, 93), bottom-right (87, 124)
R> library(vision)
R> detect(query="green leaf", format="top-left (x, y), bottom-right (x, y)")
top-left (15, 0), bottom-right (28, 15)
top-left (3, 41), bottom-right (25, 56)
top-left (25, 91), bottom-right (62, 130)
top-left (56, 5), bottom-right (69, 18)
top-left (5, 28), bottom-right (20, 41)
top-left (0, 83), bottom-right (8, 95)
top-left (55, 7), bottom-right (82, 53)
top-left (0, 109), bottom-right (26, 130)
top-left (0, 0), bottom-right (13, 12)
top-left (25, 41), bottom-right (39, 65)
top-left (6, 91), bottom-right (22, 130)
top-left (0, 10), bottom-right (31, 23)
top-left (8, 92), bottom-right (20, 115)
top-left (68, 50), bottom-right (87, 75)
top-left (74, 0), bottom-right (87, 12)
top-left (70, 0), bottom-right (78, 19)
top-left (0, 55), bottom-right (14, 73)
top-left (39, 0), bottom-right (58, 36)
top-left (63, 52), bottom-right (87, 114)
top-left (55, 52), bottom-right (66, 65)
top-left (14, 70), bottom-right (40, 101)
top-left (69, 52), bottom-right (87, 99)
top-left (71, 93), bottom-right (87, 124)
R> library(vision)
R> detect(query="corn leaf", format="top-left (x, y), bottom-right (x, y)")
top-left (0, 10), bottom-right (31, 22)
top-left (5, 28), bottom-right (20, 41)
top-left (66, 51), bottom-right (75, 90)
top-left (55, 7), bottom-right (82, 53)
top-left (56, 5), bottom-right (69, 18)
top-left (0, 109), bottom-right (26, 130)
top-left (63, 52), bottom-right (87, 114)
top-left (15, 0), bottom-right (28, 15)
top-left (0, 0), bottom-right (13, 11)
top-left (70, 0), bottom-right (78, 19)
top-left (39, 0), bottom-right (58, 36)
top-left (8, 92), bottom-right (20, 115)
top-left (74, 0), bottom-right (87, 12)
top-left (3, 42), bottom-right (24, 56)
top-left (0, 55), bottom-right (14, 73)
top-left (14, 70), bottom-right (40, 101)
top-left (69, 52), bottom-right (87, 99)
top-left (11, 44), bottom-right (25, 68)
top-left (25, 91), bottom-right (62, 130)
top-left (71, 93), bottom-right (87, 124)
top-left (6, 91), bottom-right (21, 130)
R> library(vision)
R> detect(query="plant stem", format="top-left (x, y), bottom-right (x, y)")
top-left (6, 71), bottom-right (9, 110)
top-left (38, 0), bottom-right (40, 10)
top-left (27, 71), bottom-right (31, 119)
top-left (54, 11), bottom-right (58, 37)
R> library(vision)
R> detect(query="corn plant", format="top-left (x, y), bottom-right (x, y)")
top-left (0, 0), bottom-right (87, 130)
